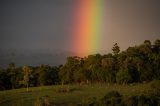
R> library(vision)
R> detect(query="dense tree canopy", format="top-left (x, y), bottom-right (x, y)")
top-left (0, 39), bottom-right (160, 90)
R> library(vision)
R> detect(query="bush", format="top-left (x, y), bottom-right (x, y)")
top-left (148, 96), bottom-right (160, 106)
top-left (124, 95), bottom-right (160, 106)
top-left (124, 96), bottom-right (138, 106)
top-left (81, 97), bottom-right (98, 106)
top-left (99, 91), bottom-right (123, 106)
top-left (80, 91), bottom-right (160, 106)
top-left (137, 95), bottom-right (159, 106)
top-left (138, 95), bottom-right (150, 106)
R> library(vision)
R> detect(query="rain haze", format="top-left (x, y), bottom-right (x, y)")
top-left (0, 0), bottom-right (160, 67)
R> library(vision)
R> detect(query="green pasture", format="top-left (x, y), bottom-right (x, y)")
top-left (0, 83), bottom-right (155, 106)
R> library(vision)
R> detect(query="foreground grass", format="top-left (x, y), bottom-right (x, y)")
top-left (0, 83), bottom-right (155, 106)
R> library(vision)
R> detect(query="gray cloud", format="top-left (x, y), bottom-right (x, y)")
top-left (0, 0), bottom-right (160, 52)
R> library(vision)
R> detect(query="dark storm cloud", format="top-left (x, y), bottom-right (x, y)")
top-left (0, 0), bottom-right (75, 50)
top-left (0, 0), bottom-right (160, 67)
top-left (0, 0), bottom-right (160, 52)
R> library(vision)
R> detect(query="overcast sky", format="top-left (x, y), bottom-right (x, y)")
top-left (0, 0), bottom-right (160, 54)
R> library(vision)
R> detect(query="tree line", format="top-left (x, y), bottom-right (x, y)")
top-left (0, 39), bottom-right (160, 90)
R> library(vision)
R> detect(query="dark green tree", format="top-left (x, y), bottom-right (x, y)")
top-left (112, 43), bottom-right (120, 55)
top-left (101, 56), bottom-right (116, 83)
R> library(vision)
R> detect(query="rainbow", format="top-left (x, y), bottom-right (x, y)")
top-left (72, 0), bottom-right (105, 57)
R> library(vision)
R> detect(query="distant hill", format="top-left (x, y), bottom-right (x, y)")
top-left (0, 49), bottom-right (75, 68)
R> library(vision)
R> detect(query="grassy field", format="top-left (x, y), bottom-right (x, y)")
top-left (0, 83), bottom-right (155, 106)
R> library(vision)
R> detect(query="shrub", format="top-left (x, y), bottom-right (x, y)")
top-left (99, 91), bottom-right (123, 106)
top-left (81, 97), bottom-right (98, 106)
top-left (124, 95), bottom-right (159, 106)
top-left (124, 96), bottom-right (138, 106)
top-left (137, 95), bottom-right (159, 106)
